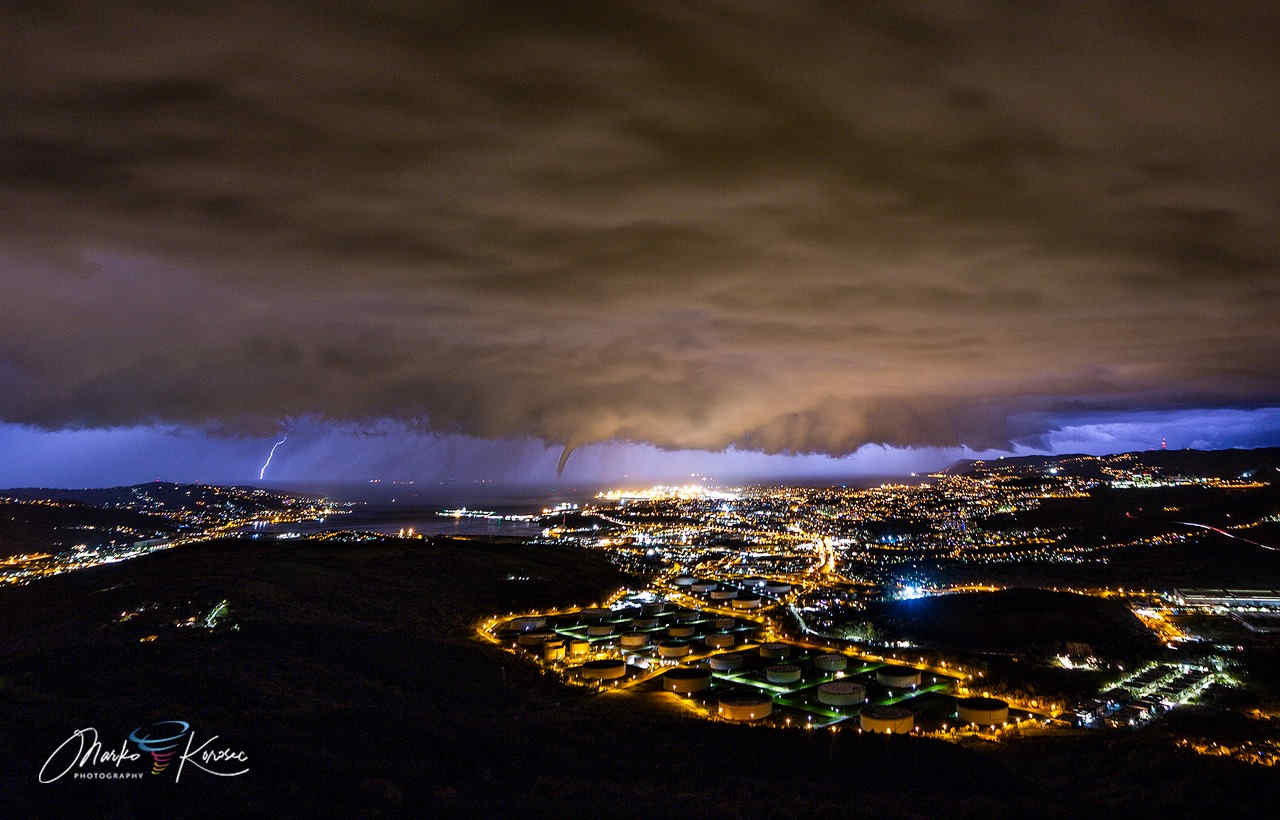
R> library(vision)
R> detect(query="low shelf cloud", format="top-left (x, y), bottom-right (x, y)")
top-left (4, 1), bottom-right (1280, 466)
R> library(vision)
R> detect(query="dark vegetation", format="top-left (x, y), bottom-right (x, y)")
top-left (929, 532), bottom-right (1280, 590)
top-left (979, 483), bottom-right (1280, 539)
top-left (1, 536), bottom-right (1278, 818)
top-left (874, 589), bottom-right (1156, 659)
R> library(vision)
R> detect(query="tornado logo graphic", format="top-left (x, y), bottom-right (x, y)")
top-left (128, 721), bottom-right (191, 775)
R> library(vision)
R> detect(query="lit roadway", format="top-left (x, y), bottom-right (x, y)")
top-left (477, 510), bottom-right (1072, 725)
top-left (1176, 520), bottom-right (1280, 552)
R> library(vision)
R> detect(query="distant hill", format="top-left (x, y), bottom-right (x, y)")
top-left (947, 447), bottom-right (1280, 480)
top-left (0, 482), bottom-right (326, 558)
top-left (1, 480), bottom-right (280, 508)
top-left (0, 500), bottom-right (175, 558)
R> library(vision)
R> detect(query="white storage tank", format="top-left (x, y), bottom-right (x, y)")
top-left (620, 632), bottom-right (650, 649)
top-left (766, 664), bottom-right (802, 685)
top-left (860, 705), bottom-right (914, 734)
top-left (817, 681), bottom-right (866, 706)
top-left (814, 654), bottom-right (848, 673)
top-left (956, 697), bottom-right (1010, 726)
top-left (704, 633), bottom-right (735, 649)
top-left (709, 652), bottom-right (746, 672)
top-left (718, 693), bottom-right (773, 721)
top-left (759, 642), bottom-right (791, 660)
top-left (657, 640), bottom-right (692, 659)
top-left (876, 666), bottom-right (922, 689)
top-left (663, 668), bottom-right (713, 693)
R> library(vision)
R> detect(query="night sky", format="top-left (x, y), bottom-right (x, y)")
top-left (4, 2), bottom-right (1280, 485)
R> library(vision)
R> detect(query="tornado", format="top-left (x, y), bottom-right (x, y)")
top-left (556, 443), bottom-right (576, 477)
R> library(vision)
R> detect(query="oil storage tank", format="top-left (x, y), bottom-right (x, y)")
top-left (860, 705), bottom-right (914, 734)
top-left (619, 632), bottom-right (650, 649)
top-left (704, 633), bottom-right (735, 649)
top-left (817, 681), bottom-right (866, 706)
top-left (517, 630), bottom-right (554, 648)
top-left (657, 640), bottom-right (692, 659)
top-left (956, 697), bottom-right (1009, 726)
top-left (543, 640), bottom-right (566, 662)
top-left (758, 642), bottom-right (790, 660)
top-left (718, 693), bottom-right (773, 721)
top-left (876, 666), bottom-right (922, 689)
top-left (709, 652), bottom-right (746, 672)
top-left (814, 654), bottom-right (848, 673)
top-left (580, 659), bottom-right (626, 681)
top-left (663, 668), bottom-right (713, 693)
top-left (765, 664), bottom-right (802, 685)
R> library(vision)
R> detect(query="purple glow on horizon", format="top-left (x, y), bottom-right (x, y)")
top-left (2, 407), bottom-right (1279, 489)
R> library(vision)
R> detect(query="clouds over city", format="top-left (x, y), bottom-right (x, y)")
top-left (4, 1), bottom-right (1280, 461)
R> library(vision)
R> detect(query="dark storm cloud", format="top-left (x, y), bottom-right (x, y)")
top-left (2, 0), bottom-right (1280, 454)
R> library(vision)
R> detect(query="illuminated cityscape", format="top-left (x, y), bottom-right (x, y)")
top-left (469, 451), bottom-right (1280, 750)
top-left (6, 0), bottom-right (1280, 815)
top-left (1, 483), bottom-right (347, 585)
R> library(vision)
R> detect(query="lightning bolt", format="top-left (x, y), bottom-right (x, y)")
top-left (258, 436), bottom-right (288, 480)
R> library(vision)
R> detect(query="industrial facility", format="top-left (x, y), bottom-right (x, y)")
top-left (488, 595), bottom-right (970, 736)
top-left (765, 663), bottom-right (802, 684)
top-left (814, 654), bottom-right (847, 672)
top-left (719, 693), bottom-right (774, 721)
top-left (876, 666), bottom-right (922, 689)
top-left (705, 632), bottom-right (735, 649)
top-left (860, 705), bottom-right (914, 734)
top-left (759, 642), bottom-right (791, 659)
top-left (657, 640), bottom-right (692, 658)
top-left (817, 681), bottom-right (866, 706)
top-left (663, 668), bottom-right (713, 693)
top-left (580, 659), bottom-right (627, 681)
top-left (956, 697), bottom-right (1010, 726)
